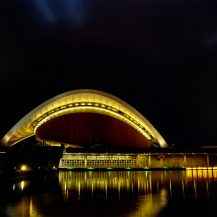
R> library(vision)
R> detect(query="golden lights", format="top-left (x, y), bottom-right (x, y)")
top-left (15, 164), bottom-right (32, 173)
top-left (186, 168), bottom-right (217, 179)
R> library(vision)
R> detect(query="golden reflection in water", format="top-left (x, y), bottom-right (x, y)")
top-left (5, 170), bottom-right (217, 217)
top-left (127, 189), bottom-right (168, 217)
top-left (58, 171), bottom-right (168, 217)
top-left (58, 171), bottom-right (157, 197)
top-left (6, 197), bottom-right (42, 217)
top-left (12, 180), bottom-right (30, 192)
top-left (58, 170), bottom-right (217, 202)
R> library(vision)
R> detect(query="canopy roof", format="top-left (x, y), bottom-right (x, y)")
top-left (1, 89), bottom-right (167, 148)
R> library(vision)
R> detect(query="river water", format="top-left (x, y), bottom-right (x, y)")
top-left (0, 170), bottom-right (217, 217)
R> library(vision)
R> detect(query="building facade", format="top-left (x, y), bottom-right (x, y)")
top-left (59, 152), bottom-right (217, 169)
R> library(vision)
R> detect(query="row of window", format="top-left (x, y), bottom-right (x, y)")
top-left (62, 155), bottom-right (136, 160)
top-left (61, 159), bottom-right (136, 163)
top-left (60, 159), bottom-right (137, 167)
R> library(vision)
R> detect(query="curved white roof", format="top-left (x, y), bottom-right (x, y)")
top-left (1, 89), bottom-right (168, 148)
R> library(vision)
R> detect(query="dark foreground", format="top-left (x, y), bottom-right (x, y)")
top-left (1, 170), bottom-right (217, 217)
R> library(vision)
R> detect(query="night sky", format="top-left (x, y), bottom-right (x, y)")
top-left (0, 0), bottom-right (217, 148)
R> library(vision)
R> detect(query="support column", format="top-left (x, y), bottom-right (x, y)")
top-left (148, 154), bottom-right (151, 167)
top-left (184, 154), bottom-right (187, 167)
top-left (206, 154), bottom-right (210, 167)
top-left (85, 155), bottom-right (87, 168)
top-left (160, 157), bottom-right (163, 168)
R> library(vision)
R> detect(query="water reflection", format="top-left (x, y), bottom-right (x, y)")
top-left (12, 180), bottom-right (30, 192)
top-left (58, 171), bottom-right (169, 217)
top-left (127, 189), bottom-right (168, 217)
top-left (2, 170), bottom-right (217, 217)
top-left (58, 170), bottom-right (217, 201)
top-left (6, 197), bottom-right (42, 217)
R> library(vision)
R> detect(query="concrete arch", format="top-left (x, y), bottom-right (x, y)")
top-left (1, 89), bottom-right (167, 148)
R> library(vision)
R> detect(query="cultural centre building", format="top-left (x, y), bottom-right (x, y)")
top-left (1, 89), bottom-right (216, 170)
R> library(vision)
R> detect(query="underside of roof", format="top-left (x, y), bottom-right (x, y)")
top-left (1, 89), bottom-right (167, 148)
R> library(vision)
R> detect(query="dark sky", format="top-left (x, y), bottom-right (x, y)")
top-left (0, 0), bottom-right (217, 148)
